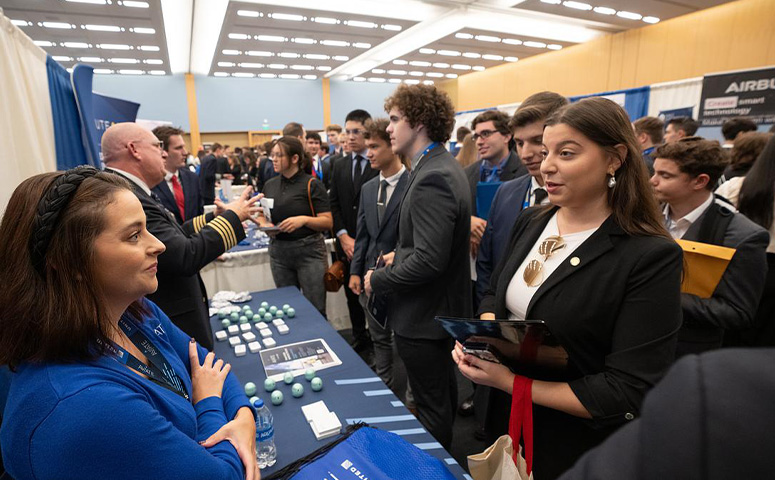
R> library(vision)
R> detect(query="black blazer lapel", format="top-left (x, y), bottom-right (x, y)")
top-left (377, 170), bottom-right (409, 236)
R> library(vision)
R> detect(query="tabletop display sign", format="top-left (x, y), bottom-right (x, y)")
top-left (698, 67), bottom-right (775, 126)
top-left (260, 339), bottom-right (342, 381)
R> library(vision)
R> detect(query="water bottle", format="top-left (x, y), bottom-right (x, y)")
top-left (254, 399), bottom-right (277, 468)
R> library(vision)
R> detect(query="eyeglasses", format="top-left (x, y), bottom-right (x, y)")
top-left (132, 139), bottom-right (164, 151)
top-left (523, 236), bottom-right (566, 287)
top-left (345, 129), bottom-right (363, 137)
top-left (472, 129), bottom-right (502, 141)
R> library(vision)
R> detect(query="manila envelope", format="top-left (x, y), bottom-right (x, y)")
top-left (676, 239), bottom-right (736, 298)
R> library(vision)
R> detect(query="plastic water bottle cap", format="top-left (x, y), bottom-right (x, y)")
top-left (253, 398), bottom-right (264, 408)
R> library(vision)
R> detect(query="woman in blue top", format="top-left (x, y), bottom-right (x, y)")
top-left (0, 167), bottom-right (259, 479)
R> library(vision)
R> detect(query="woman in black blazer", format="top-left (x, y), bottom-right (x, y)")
top-left (453, 98), bottom-right (683, 479)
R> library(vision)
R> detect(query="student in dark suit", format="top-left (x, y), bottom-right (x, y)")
top-left (651, 138), bottom-right (768, 356)
top-left (349, 118), bottom-right (410, 389)
top-left (306, 131), bottom-right (332, 190)
top-left (473, 92), bottom-right (567, 439)
top-left (151, 126), bottom-right (203, 225)
top-left (329, 109), bottom-right (379, 352)
top-left (102, 123), bottom-right (259, 350)
top-left (558, 348), bottom-right (775, 480)
top-left (366, 85), bottom-right (472, 450)
top-left (454, 98), bottom-right (683, 479)
top-left (199, 143), bottom-right (223, 205)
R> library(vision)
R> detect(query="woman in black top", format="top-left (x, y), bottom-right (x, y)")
top-left (453, 98), bottom-right (683, 479)
top-left (227, 155), bottom-right (243, 186)
top-left (257, 136), bottom-right (333, 315)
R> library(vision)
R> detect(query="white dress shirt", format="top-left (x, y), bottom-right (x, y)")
top-left (164, 170), bottom-right (182, 195)
top-left (108, 167), bottom-right (151, 195)
top-left (663, 193), bottom-right (714, 239)
top-left (378, 166), bottom-right (406, 207)
top-left (527, 176), bottom-right (550, 207)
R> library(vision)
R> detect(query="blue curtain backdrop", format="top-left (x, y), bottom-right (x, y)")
top-left (45, 56), bottom-right (89, 169)
top-left (569, 86), bottom-right (651, 121)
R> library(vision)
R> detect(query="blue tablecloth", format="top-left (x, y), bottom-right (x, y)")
top-left (210, 286), bottom-right (471, 479)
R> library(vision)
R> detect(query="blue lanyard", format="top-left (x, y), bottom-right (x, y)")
top-left (98, 317), bottom-right (189, 400)
top-left (314, 160), bottom-right (323, 180)
top-left (416, 143), bottom-right (440, 166)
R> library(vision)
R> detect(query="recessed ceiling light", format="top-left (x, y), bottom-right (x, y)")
top-left (393, 59), bottom-right (408, 65)
top-left (149, 70), bottom-right (165, 75)
top-left (278, 52), bottom-right (300, 58)
top-left (218, 62), bottom-right (236, 67)
top-left (131, 27), bottom-right (155, 34)
top-left (405, 79), bottom-right (420, 85)
top-left (138, 46), bottom-right (160, 52)
top-left (593, 6), bottom-right (616, 15)
top-left (223, 50), bottom-right (241, 55)
top-left (214, 72), bottom-right (229, 77)
top-left (84, 25), bottom-right (120, 32)
top-left (388, 69), bottom-right (406, 75)
top-left (63, 42), bottom-right (90, 48)
top-left (540, 0), bottom-right (561, 3)
top-left (270, 13), bottom-right (305, 22)
top-left (99, 44), bottom-right (132, 50)
top-left (616, 11), bottom-right (642, 20)
top-left (67, 0), bottom-right (108, 4)
top-left (94, 69), bottom-right (113, 74)
top-left (455, 33), bottom-right (474, 40)
top-left (303, 75), bottom-right (317, 80)
top-left (332, 55), bottom-right (349, 61)
top-left (267, 64), bottom-right (287, 69)
top-left (292, 38), bottom-right (316, 44)
top-left (563, 1), bottom-right (592, 11)
top-left (41, 22), bottom-right (74, 29)
top-left (233, 72), bottom-right (255, 78)
top-left (462, 52), bottom-right (481, 59)
top-left (313, 17), bottom-right (339, 25)
top-left (345, 20), bottom-right (377, 28)
top-left (505, 56), bottom-right (519, 62)
top-left (353, 77), bottom-right (366, 82)
top-left (247, 51), bottom-right (272, 57)
top-left (121, 1), bottom-right (150, 8)
top-left (426, 72), bottom-right (444, 78)
top-left (473, 66), bottom-right (485, 71)
top-left (241, 63), bottom-right (264, 68)
top-left (409, 60), bottom-right (431, 67)
top-left (475, 35), bottom-right (501, 43)
top-left (483, 54), bottom-right (503, 61)
top-left (280, 74), bottom-right (301, 79)
top-left (79, 57), bottom-right (103, 62)
top-left (316, 66), bottom-right (332, 71)
top-left (382, 24), bottom-right (402, 31)
top-left (368, 78), bottom-right (386, 83)
top-left (119, 69), bottom-right (144, 74)
top-left (643, 16), bottom-right (660, 24)
top-left (257, 35), bottom-right (286, 42)
top-left (445, 73), bottom-right (458, 79)
top-left (388, 78), bottom-right (402, 84)
top-left (109, 58), bottom-right (139, 63)
top-left (452, 64), bottom-right (472, 70)
top-left (419, 48), bottom-right (435, 54)
top-left (144, 59), bottom-right (163, 65)
top-left (547, 44), bottom-right (562, 50)
top-left (237, 10), bottom-right (261, 18)
top-left (372, 68), bottom-right (386, 74)
top-left (423, 80), bottom-right (434, 85)
top-left (502, 39), bottom-right (522, 46)
top-left (437, 50), bottom-right (461, 57)
top-left (34, 40), bottom-right (55, 47)
top-left (291, 65), bottom-right (314, 70)
top-left (229, 33), bottom-right (250, 40)
top-left (259, 73), bottom-right (277, 79)
top-left (322, 40), bottom-right (349, 47)
top-left (432, 62), bottom-right (449, 68)
top-left (353, 43), bottom-right (371, 49)
top-left (52, 56), bottom-right (72, 62)
top-left (523, 41), bottom-right (547, 48)
top-left (305, 54), bottom-right (330, 60)
top-left (409, 71), bottom-right (424, 76)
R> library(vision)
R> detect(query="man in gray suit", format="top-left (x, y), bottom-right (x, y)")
top-left (365, 84), bottom-right (472, 449)
top-left (651, 137), bottom-right (768, 357)
top-left (349, 118), bottom-right (409, 390)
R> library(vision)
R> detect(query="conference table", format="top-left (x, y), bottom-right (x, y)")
top-left (210, 286), bottom-right (471, 479)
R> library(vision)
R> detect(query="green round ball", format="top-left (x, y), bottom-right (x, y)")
top-left (311, 377), bottom-right (323, 392)
top-left (283, 372), bottom-right (294, 384)
top-left (291, 383), bottom-right (304, 398)
top-left (221, 319), bottom-right (231, 328)
top-left (264, 312), bottom-right (274, 321)
top-left (269, 306), bottom-right (278, 314)
top-left (244, 382), bottom-right (257, 396)
top-left (304, 368), bottom-right (316, 381)
top-left (229, 312), bottom-right (239, 321)
top-left (260, 301), bottom-right (269, 309)
top-left (282, 304), bottom-right (291, 312)
top-left (245, 311), bottom-right (254, 320)
top-left (287, 308), bottom-right (296, 318)
top-left (239, 316), bottom-right (248, 324)
top-left (264, 378), bottom-right (276, 392)
top-left (271, 390), bottom-right (283, 405)
top-left (257, 307), bottom-right (266, 316)
top-left (275, 310), bottom-right (284, 318)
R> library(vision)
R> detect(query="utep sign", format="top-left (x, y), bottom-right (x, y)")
top-left (699, 67), bottom-right (775, 126)
top-left (72, 64), bottom-right (140, 166)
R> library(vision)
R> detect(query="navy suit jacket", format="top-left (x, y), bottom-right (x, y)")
top-left (152, 168), bottom-right (204, 225)
top-left (351, 170), bottom-right (409, 277)
top-left (463, 150), bottom-right (526, 217)
top-left (475, 174), bottom-right (532, 301)
top-left (199, 154), bottom-right (217, 205)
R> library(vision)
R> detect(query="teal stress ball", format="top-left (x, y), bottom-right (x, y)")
top-left (264, 312), bottom-right (274, 321)
top-left (239, 315), bottom-right (248, 324)
top-left (264, 378), bottom-right (276, 392)
top-left (283, 372), bottom-right (294, 384)
top-left (218, 310), bottom-right (227, 319)
top-left (260, 301), bottom-right (269, 309)
top-left (287, 308), bottom-right (295, 318)
top-left (257, 307), bottom-right (266, 316)
top-left (311, 377), bottom-right (323, 392)
top-left (304, 368), bottom-right (316, 381)
top-left (291, 383), bottom-right (304, 398)
top-left (245, 311), bottom-right (254, 320)
top-left (230, 312), bottom-right (239, 321)
top-left (271, 390), bottom-right (283, 406)
top-left (242, 305), bottom-right (250, 312)
top-left (221, 319), bottom-right (231, 328)
top-left (282, 304), bottom-right (290, 312)
top-left (269, 306), bottom-right (278, 315)
top-left (244, 382), bottom-right (257, 396)
top-left (275, 310), bottom-right (284, 318)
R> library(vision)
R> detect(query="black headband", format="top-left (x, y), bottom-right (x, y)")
top-left (29, 165), bottom-right (100, 275)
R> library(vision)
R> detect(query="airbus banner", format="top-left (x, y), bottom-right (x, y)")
top-left (698, 67), bottom-right (775, 126)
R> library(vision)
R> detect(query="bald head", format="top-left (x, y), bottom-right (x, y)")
top-left (102, 122), bottom-right (167, 188)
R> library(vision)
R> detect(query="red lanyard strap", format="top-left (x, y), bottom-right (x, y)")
top-left (509, 375), bottom-right (534, 474)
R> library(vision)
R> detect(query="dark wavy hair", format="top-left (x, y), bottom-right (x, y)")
top-left (274, 136), bottom-right (311, 174)
top-left (384, 84), bottom-right (455, 143)
top-left (545, 97), bottom-right (670, 238)
top-left (0, 171), bottom-right (145, 369)
top-left (655, 137), bottom-right (728, 190)
top-left (739, 134), bottom-right (775, 230)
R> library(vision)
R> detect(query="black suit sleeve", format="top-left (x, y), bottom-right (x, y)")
top-left (328, 159), bottom-right (346, 235)
top-left (351, 191), bottom-right (369, 277)
top-left (568, 240), bottom-right (682, 425)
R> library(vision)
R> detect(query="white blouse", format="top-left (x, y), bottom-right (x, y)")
top-left (505, 212), bottom-right (598, 320)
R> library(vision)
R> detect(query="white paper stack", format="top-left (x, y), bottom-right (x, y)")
top-left (301, 401), bottom-right (342, 441)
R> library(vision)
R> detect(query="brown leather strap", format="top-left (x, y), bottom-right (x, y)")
top-left (306, 178), bottom-right (316, 216)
